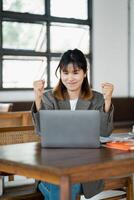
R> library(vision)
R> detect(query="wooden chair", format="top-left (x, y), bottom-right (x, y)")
top-left (76, 128), bottom-right (134, 200)
top-left (0, 181), bottom-right (43, 200)
top-left (0, 126), bottom-right (40, 145)
top-left (0, 123), bottom-right (38, 181)
top-left (0, 111), bottom-right (34, 185)
top-left (0, 125), bottom-right (42, 200)
top-left (76, 128), bottom-right (133, 200)
top-left (76, 176), bottom-right (133, 200)
top-left (0, 111), bottom-right (33, 128)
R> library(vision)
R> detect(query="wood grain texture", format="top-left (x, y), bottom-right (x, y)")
top-left (1, 142), bottom-right (134, 199)
top-left (0, 111), bottom-right (33, 127)
top-left (0, 143), bottom-right (134, 182)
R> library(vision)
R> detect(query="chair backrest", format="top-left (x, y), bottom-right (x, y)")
top-left (0, 111), bottom-right (33, 128)
top-left (0, 125), bottom-right (41, 199)
top-left (0, 126), bottom-right (40, 145)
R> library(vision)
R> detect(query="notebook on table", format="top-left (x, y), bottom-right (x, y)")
top-left (39, 110), bottom-right (100, 148)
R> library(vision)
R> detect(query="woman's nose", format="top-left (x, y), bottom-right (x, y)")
top-left (68, 74), bottom-right (74, 81)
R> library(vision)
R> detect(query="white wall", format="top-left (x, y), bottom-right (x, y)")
top-left (130, 0), bottom-right (134, 95)
top-left (92, 0), bottom-right (129, 97)
top-left (0, 91), bottom-right (34, 102)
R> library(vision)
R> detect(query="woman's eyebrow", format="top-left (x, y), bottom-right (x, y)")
top-left (74, 68), bottom-right (80, 71)
top-left (62, 68), bottom-right (68, 72)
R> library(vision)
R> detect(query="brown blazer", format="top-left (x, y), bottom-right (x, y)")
top-left (32, 89), bottom-right (114, 199)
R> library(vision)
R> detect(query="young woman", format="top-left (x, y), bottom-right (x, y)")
top-left (32, 49), bottom-right (114, 200)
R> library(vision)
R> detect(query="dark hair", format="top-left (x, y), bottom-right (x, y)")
top-left (53, 49), bottom-right (93, 100)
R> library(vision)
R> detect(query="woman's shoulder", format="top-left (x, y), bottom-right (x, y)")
top-left (43, 89), bottom-right (54, 99)
top-left (42, 89), bottom-right (57, 106)
top-left (91, 90), bottom-right (104, 103)
top-left (41, 89), bottom-right (59, 109)
top-left (92, 90), bottom-right (103, 98)
top-left (89, 90), bottom-right (104, 108)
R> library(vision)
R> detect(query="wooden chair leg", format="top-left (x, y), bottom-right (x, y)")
top-left (126, 176), bottom-right (134, 200)
top-left (126, 178), bottom-right (131, 200)
top-left (132, 174), bottom-right (134, 200)
top-left (8, 175), bottom-right (14, 181)
top-left (76, 196), bottom-right (80, 200)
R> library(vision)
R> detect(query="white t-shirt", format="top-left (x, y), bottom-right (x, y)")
top-left (70, 98), bottom-right (78, 111)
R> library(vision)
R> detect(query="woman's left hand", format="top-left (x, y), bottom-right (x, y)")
top-left (101, 83), bottom-right (114, 112)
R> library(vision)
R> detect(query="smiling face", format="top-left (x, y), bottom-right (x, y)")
top-left (53, 49), bottom-right (92, 100)
top-left (60, 63), bottom-right (86, 97)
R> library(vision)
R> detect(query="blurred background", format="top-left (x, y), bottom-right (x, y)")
top-left (0, 0), bottom-right (134, 101)
top-left (0, 0), bottom-right (134, 127)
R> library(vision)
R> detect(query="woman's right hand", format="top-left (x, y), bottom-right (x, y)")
top-left (33, 80), bottom-right (45, 111)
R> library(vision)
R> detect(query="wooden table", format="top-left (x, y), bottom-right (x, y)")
top-left (0, 142), bottom-right (134, 200)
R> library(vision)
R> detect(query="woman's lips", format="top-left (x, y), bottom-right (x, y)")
top-left (67, 82), bottom-right (77, 85)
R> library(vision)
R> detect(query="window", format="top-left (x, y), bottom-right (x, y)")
top-left (3, 56), bottom-right (47, 88)
top-left (3, 22), bottom-right (47, 51)
top-left (0, 0), bottom-right (92, 90)
top-left (3, 0), bottom-right (45, 15)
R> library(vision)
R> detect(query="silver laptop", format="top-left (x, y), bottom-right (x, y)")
top-left (39, 110), bottom-right (100, 148)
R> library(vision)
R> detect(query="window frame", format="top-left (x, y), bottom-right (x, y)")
top-left (0, 0), bottom-right (93, 91)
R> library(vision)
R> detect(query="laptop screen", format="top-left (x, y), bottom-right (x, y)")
top-left (39, 110), bottom-right (100, 148)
